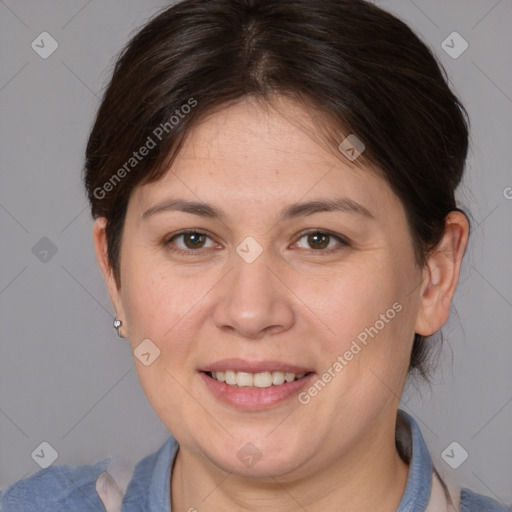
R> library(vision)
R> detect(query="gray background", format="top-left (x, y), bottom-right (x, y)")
top-left (0, 0), bottom-right (511, 504)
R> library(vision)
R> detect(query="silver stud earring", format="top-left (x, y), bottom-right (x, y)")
top-left (113, 317), bottom-right (125, 338)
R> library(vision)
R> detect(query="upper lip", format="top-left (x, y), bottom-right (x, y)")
top-left (200, 358), bottom-right (314, 374)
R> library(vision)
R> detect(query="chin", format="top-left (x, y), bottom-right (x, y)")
top-left (201, 439), bottom-right (312, 480)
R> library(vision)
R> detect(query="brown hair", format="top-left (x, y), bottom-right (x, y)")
top-left (84, 0), bottom-right (470, 380)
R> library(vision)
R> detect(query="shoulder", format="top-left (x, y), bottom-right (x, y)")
top-left (458, 487), bottom-right (511, 512)
top-left (0, 458), bottom-right (110, 512)
top-left (0, 436), bottom-right (179, 512)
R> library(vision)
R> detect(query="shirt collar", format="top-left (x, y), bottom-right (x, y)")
top-left (395, 409), bottom-right (434, 511)
top-left (122, 408), bottom-right (433, 511)
top-left (121, 434), bottom-right (178, 511)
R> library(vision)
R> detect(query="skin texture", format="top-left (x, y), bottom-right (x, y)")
top-left (93, 96), bottom-right (469, 511)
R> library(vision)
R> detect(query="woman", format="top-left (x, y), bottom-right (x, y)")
top-left (1, 0), bottom-right (509, 510)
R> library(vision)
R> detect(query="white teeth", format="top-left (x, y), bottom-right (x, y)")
top-left (236, 372), bottom-right (253, 387)
top-left (224, 370), bottom-right (237, 385)
top-left (253, 372), bottom-right (272, 388)
top-left (210, 370), bottom-right (308, 388)
top-left (272, 372), bottom-right (285, 385)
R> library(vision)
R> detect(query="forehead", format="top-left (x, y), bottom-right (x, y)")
top-left (132, 97), bottom-right (404, 225)
top-left (175, 97), bottom-right (361, 173)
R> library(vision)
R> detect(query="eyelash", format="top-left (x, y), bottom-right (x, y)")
top-left (162, 228), bottom-right (350, 256)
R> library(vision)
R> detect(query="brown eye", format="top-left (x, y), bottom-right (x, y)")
top-left (163, 230), bottom-right (217, 254)
top-left (182, 232), bottom-right (207, 249)
top-left (295, 230), bottom-right (349, 252)
top-left (307, 232), bottom-right (330, 249)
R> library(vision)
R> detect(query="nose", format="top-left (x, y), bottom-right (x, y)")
top-left (212, 247), bottom-right (295, 339)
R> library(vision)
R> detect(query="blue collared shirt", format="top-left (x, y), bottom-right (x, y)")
top-left (1, 409), bottom-right (509, 511)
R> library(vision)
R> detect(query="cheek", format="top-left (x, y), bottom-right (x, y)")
top-left (120, 249), bottom-right (204, 341)
top-left (311, 258), bottom-right (418, 393)
top-left (120, 262), bottom-right (205, 422)
top-left (307, 260), bottom-right (401, 340)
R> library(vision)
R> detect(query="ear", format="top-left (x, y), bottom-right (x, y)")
top-left (92, 217), bottom-right (127, 336)
top-left (415, 211), bottom-right (469, 336)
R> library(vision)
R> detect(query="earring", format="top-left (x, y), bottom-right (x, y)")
top-left (113, 317), bottom-right (126, 338)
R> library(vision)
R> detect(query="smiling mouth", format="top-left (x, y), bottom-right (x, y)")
top-left (203, 370), bottom-right (312, 388)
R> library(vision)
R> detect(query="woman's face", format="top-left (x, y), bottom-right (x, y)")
top-left (99, 97), bottom-right (429, 478)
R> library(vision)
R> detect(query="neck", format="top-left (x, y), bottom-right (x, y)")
top-left (171, 418), bottom-right (410, 512)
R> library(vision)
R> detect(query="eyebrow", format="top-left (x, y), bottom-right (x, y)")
top-left (141, 197), bottom-right (375, 221)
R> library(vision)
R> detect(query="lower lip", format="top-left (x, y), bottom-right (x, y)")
top-left (199, 372), bottom-right (315, 410)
